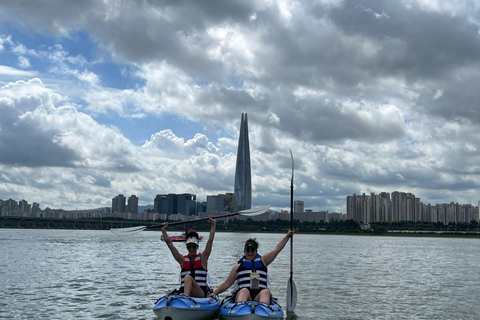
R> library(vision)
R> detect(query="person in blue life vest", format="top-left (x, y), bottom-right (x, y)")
top-left (207, 228), bottom-right (294, 304)
top-left (160, 216), bottom-right (216, 298)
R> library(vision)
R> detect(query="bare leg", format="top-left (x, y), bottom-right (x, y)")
top-left (254, 289), bottom-right (271, 304)
top-left (183, 275), bottom-right (205, 297)
top-left (235, 288), bottom-right (251, 302)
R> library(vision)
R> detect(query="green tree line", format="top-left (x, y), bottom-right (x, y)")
top-left (370, 220), bottom-right (480, 234)
top-left (170, 218), bottom-right (362, 233)
top-left (172, 218), bottom-right (480, 235)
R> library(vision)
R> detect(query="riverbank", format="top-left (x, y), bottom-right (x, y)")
top-left (2, 216), bottom-right (479, 238)
top-left (2, 225), bottom-right (480, 238)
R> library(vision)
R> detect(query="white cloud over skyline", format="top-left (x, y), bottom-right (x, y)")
top-left (1, 0), bottom-right (480, 212)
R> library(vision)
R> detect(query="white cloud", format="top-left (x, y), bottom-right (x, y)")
top-left (0, 35), bottom-right (13, 51)
top-left (0, 65), bottom-right (37, 77)
top-left (75, 69), bottom-right (100, 86)
top-left (17, 56), bottom-right (31, 68)
top-left (1, 0), bottom-right (480, 212)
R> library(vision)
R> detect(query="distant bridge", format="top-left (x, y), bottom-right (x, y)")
top-left (0, 216), bottom-right (163, 231)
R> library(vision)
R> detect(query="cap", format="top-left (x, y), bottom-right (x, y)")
top-left (244, 242), bottom-right (257, 251)
top-left (186, 237), bottom-right (199, 246)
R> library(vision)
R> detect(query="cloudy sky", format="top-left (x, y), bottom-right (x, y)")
top-left (1, 0), bottom-right (480, 213)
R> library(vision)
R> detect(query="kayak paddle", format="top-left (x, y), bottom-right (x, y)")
top-left (110, 205), bottom-right (270, 235)
top-left (286, 149), bottom-right (297, 311)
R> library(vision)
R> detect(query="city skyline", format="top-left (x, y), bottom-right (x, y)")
top-left (347, 192), bottom-right (479, 224)
top-left (3, 189), bottom-right (480, 224)
top-left (2, 2), bottom-right (480, 213)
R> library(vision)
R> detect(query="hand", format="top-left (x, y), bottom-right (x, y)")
top-left (207, 292), bottom-right (216, 298)
top-left (161, 222), bottom-right (168, 230)
top-left (208, 216), bottom-right (216, 224)
top-left (287, 228), bottom-right (295, 237)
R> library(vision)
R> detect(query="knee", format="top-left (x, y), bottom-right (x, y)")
top-left (259, 289), bottom-right (269, 296)
top-left (238, 288), bottom-right (249, 295)
top-left (235, 288), bottom-right (250, 302)
top-left (257, 289), bottom-right (271, 303)
top-left (184, 274), bottom-right (193, 284)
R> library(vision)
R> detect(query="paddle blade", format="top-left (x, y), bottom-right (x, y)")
top-left (110, 226), bottom-right (147, 236)
top-left (286, 278), bottom-right (297, 311)
top-left (238, 205), bottom-right (270, 216)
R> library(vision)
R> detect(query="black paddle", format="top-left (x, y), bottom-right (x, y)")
top-left (286, 149), bottom-right (297, 311)
top-left (110, 205), bottom-right (270, 235)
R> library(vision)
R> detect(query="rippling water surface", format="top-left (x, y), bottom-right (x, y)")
top-left (1, 229), bottom-right (479, 319)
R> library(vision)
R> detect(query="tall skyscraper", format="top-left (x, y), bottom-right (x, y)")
top-left (234, 113), bottom-right (252, 211)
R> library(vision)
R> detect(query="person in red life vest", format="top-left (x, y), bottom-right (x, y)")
top-left (208, 228), bottom-right (294, 304)
top-left (161, 216), bottom-right (216, 297)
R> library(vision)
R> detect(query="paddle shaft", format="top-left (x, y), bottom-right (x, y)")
top-left (289, 149), bottom-right (294, 279)
top-left (147, 211), bottom-right (243, 229)
top-left (287, 148), bottom-right (297, 311)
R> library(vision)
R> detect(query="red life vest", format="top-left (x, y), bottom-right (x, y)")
top-left (180, 253), bottom-right (209, 289)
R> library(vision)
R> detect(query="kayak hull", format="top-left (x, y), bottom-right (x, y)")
top-left (219, 297), bottom-right (283, 320)
top-left (153, 293), bottom-right (220, 320)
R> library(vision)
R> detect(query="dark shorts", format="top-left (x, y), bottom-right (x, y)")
top-left (178, 286), bottom-right (210, 297)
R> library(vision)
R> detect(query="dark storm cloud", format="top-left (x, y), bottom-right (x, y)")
top-left (0, 79), bottom-right (143, 172)
top-left (0, 1), bottom-right (248, 81)
top-left (322, 1), bottom-right (480, 123)
top-left (82, 0), bottom-right (262, 83)
top-left (0, 127), bottom-right (80, 167)
top-left (328, 1), bottom-right (480, 77)
top-left (0, 91), bottom-right (80, 167)
top-left (279, 99), bottom-right (406, 143)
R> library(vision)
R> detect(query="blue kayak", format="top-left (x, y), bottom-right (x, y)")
top-left (153, 292), bottom-right (220, 320)
top-left (219, 297), bottom-right (284, 320)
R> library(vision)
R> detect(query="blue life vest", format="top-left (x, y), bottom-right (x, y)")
top-left (235, 254), bottom-right (268, 291)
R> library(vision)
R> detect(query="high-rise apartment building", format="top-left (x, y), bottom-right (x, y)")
top-left (127, 195), bottom-right (138, 213)
top-left (234, 113), bottom-right (252, 211)
top-left (294, 200), bottom-right (304, 213)
top-left (206, 193), bottom-right (236, 213)
top-left (154, 194), bottom-right (164, 213)
top-left (346, 191), bottom-right (479, 224)
top-left (19, 199), bottom-right (31, 214)
top-left (112, 194), bottom-right (126, 213)
top-left (207, 195), bottom-right (225, 212)
top-left (177, 193), bottom-right (196, 216)
top-left (153, 193), bottom-right (196, 216)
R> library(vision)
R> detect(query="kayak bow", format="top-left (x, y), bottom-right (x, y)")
top-left (219, 296), bottom-right (283, 320)
top-left (153, 292), bottom-right (220, 320)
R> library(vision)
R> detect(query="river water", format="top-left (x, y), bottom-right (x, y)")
top-left (1, 229), bottom-right (479, 320)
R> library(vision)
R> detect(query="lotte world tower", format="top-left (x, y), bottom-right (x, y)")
top-left (234, 113), bottom-right (252, 211)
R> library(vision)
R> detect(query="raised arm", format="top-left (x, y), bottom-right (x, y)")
top-left (261, 229), bottom-right (295, 266)
top-left (161, 222), bottom-right (185, 266)
top-left (200, 216), bottom-right (216, 269)
top-left (207, 264), bottom-right (240, 298)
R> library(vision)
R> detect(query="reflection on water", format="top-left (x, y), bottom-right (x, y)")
top-left (1, 229), bottom-right (479, 319)
top-left (285, 311), bottom-right (299, 320)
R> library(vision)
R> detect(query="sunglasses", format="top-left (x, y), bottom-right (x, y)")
top-left (245, 247), bottom-right (256, 253)
top-left (187, 244), bottom-right (198, 249)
